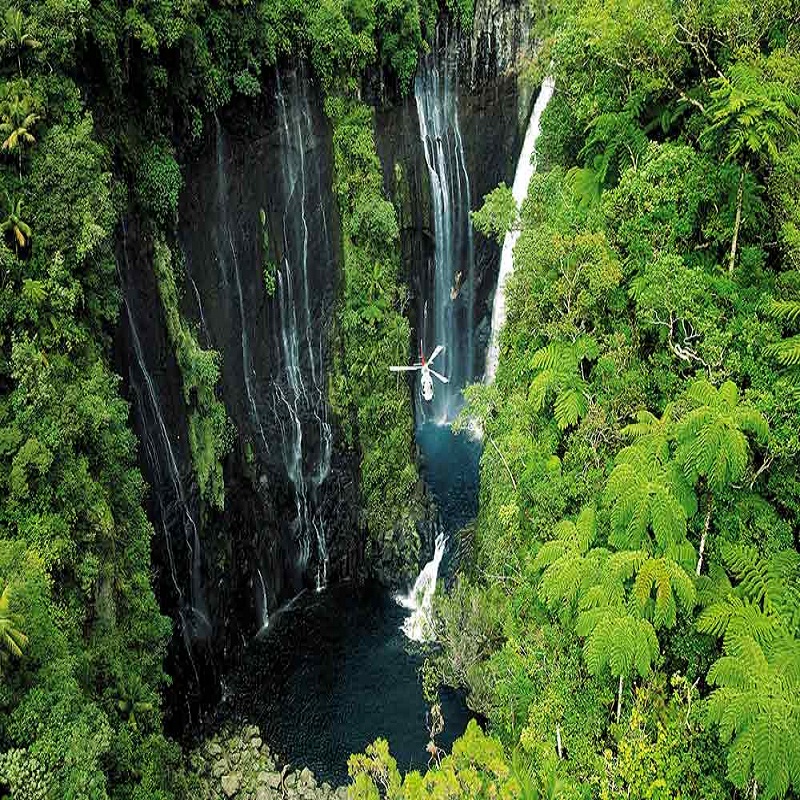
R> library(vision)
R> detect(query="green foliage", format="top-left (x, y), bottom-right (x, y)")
top-left (434, 5), bottom-right (800, 799)
top-left (152, 239), bottom-right (232, 508)
top-left (135, 142), bottom-right (183, 226)
top-left (700, 548), bottom-right (800, 798)
top-left (348, 720), bottom-right (543, 799)
top-left (676, 380), bottom-right (768, 494)
top-left (0, 583), bottom-right (27, 670)
top-left (326, 94), bottom-right (421, 583)
top-left (471, 182), bottom-right (516, 242)
top-left (529, 337), bottom-right (598, 430)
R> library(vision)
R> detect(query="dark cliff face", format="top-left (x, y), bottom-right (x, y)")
top-left (116, 66), bottom-right (364, 720)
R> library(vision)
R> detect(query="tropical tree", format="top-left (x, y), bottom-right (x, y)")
top-left (604, 438), bottom-right (697, 561)
top-left (576, 601), bottom-right (659, 723)
top-left (1, 193), bottom-right (31, 254)
top-left (676, 380), bottom-right (768, 574)
top-left (0, 584), bottom-right (28, 672)
top-left (0, 87), bottom-right (39, 176)
top-left (699, 547), bottom-right (800, 799)
top-left (528, 336), bottom-right (598, 430)
top-left (765, 271), bottom-right (800, 380)
top-left (0, 7), bottom-right (40, 75)
top-left (535, 505), bottom-right (602, 615)
top-left (702, 60), bottom-right (800, 272)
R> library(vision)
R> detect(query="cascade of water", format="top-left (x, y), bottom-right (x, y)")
top-left (185, 262), bottom-right (209, 342)
top-left (273, 71), bottom-right (332, 590)
top-left (118, 229), bottom-right (209, 645)
top-left (484, 78), bottom-right (555, 383)
top-left (214, 115), bottom-right (271, 457)
top-left (414, 42), bottom-right (475, 424)
top-left (256, 568), bottom-right (270, 632)
top-left (397, 530), bottom-right (448, 642)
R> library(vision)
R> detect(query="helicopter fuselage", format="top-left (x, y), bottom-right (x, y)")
top-left (420, 367), bottom-right (434, 401)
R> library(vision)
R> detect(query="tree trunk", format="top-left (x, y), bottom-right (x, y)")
top-left (728, 163), bottom-right (747, 274)
top-left (616, 675), bottom-right (623, 722)
top-left (556, 724), bottom-right (563, 759)
top-left (696, 500), bottom-right (713, 576)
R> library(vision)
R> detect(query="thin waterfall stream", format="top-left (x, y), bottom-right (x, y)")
top-left (485, 78), bottom-right (555, 382)
top-left (273, 70), bottom-right (333, 591)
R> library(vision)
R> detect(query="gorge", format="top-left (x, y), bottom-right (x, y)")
top-left (113, 0), bottom-right (540, 738)
top-left (4, 0), bottom-right (796, 796)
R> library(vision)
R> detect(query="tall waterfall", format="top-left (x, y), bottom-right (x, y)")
top-left (214, 114), bottom-right (271, 456)
top-left (484, 78), bottom-right (555, 383)
top-left (119, 226), bottom-right (209, 658)
top-left (272, 71), bottom-right (333, 591)
top-left (415, 45), bottom-right (475, 424)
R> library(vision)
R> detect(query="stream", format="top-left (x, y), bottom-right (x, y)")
top-left (217, 423), bottom-right (481, 784)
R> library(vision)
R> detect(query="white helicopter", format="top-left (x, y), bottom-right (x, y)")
top-left (390, 344), bottom-right (449, 402)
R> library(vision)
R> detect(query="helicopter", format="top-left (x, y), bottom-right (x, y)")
top-left (389, 344), bottom-right (449, 402)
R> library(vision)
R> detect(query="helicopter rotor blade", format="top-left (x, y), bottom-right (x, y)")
top-left (430, 368), bottom-right (450, 384)
top-left (427, 344), bottom-right (444, 365)
top-left (389, 365), bottom-right (422, 372)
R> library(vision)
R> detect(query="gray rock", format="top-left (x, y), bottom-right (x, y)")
top-left (221, 774), bottom-right (241, 797)
top-left (266, 773), bottom-right (282, 789)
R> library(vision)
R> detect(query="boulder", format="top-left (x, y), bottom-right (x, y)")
top-left (266, 772), bottom-right (282, 789)
top-left (221, 774), bottom-right (241, 797)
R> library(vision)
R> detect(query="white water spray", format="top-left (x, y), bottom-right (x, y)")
top-left (485, 78), bottom-right (555, 383)
top-left (397, 531), bottom-right (448, 642)
top-left (256, 568), bottom-right (270, 633)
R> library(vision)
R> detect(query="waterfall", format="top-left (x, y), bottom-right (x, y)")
top-left (484, 78), bottom-right (555, 383)
top-left (256, 568), bottom-right (270, 633)
top-left (118, 231), bottom-right (209, 651)
top-left (414, 43), bottom-right (475, 424)
top-left (214, 114), bottom-right (272, 457)
top-left (397, 531), bottom-right (448, 642)
top-left (273, 71), bottom-right (332, 591)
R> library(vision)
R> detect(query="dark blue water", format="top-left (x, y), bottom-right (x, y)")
top-left (221, 424), bottom-right (482, 784)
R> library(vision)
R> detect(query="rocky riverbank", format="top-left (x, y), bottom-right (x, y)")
top-left (191, 726), bottom-right (347, 800)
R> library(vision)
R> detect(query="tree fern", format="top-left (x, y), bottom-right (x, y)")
top-left (529, 337), bottom-right (598, 430)
top-left (535, 506), bottom-right (602, 612)
top-left (676, 379), bottom-right (768, 493)
top-left (706, 632), bottom-right (800, 798)
top-left (765, 275), bottom-right (800, 377)
top-left (620, 404), bottom-right (676, 453)
top-left (576, 604), bottom-right (660, 685)
top-left (604, 440), bottom-right (697, 562)
top-left (633, 556), bottom-right (696, 630)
